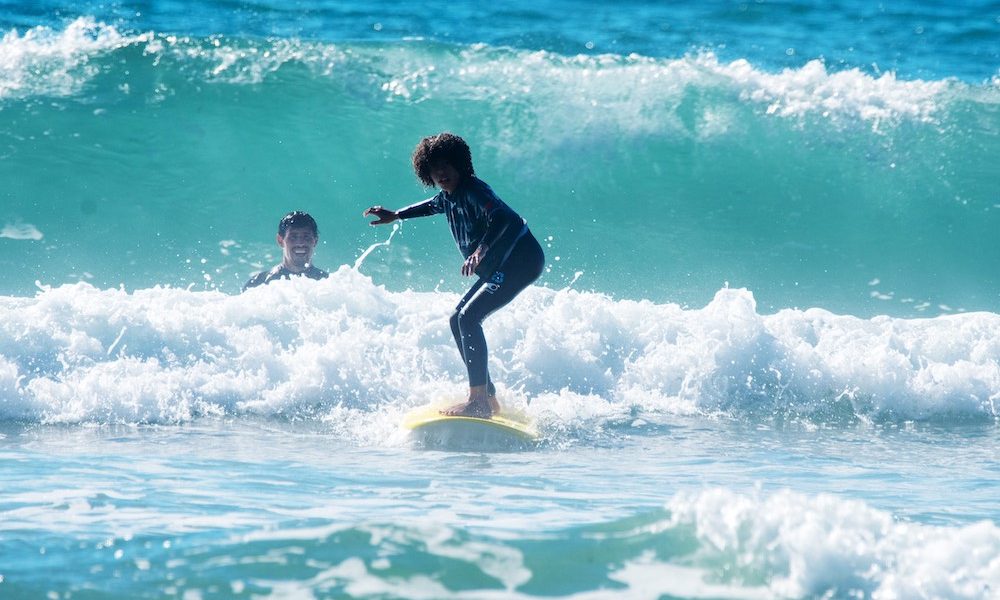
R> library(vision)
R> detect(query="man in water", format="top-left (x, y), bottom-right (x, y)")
top-left (242, 211), bottom-right (329, 291)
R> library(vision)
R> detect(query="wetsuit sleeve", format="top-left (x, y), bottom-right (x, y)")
top-left (396, 194), bottom-right (444, 220)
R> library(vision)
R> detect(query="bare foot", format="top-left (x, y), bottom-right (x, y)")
top-left (486, 381), bottom-right (501, 414)
top-left (487, 393), bottom-right (501, 415)
top-left (441, 397), bottom-right (493, 418)
top-left (442, 383), bottom-right (499, 418)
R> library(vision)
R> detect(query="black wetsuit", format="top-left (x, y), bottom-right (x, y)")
top-left (397, 176), bottom-right (544, 387)
top-left (241, 264), bottom-right (328, 292)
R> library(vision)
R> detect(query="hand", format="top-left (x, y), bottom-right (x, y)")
top-left (363, 206), bottom-right (398, 226)
top-left (461, 245), bottom-right (487, 276)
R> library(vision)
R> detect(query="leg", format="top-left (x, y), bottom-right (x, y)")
top-left (444, 279), bottom-right (496, 418)
top-left (447, 285), bottom-right (501, 417)
top-left (443, 233), bottom-right (545, 417)
top-left (449, 279), bottom-right (486, 372)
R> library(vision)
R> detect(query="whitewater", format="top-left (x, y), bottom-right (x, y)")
top-left (1, 3), bottom-right (999, 598)
top-left (2, 269), bottom-right (999, 427)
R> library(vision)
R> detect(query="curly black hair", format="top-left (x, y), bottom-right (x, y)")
top-left (412, 132), bottom-right (475, 187)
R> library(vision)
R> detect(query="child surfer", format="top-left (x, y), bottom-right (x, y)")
top-left (364, 133), bottom-right (545, 418)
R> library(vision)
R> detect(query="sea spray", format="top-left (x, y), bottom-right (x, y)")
top-left (2, 272), bottom-right (997, 431)
top-left (660, 488), bottom-right (1000, 598)
top-left (353, 222), bottom-right (400, 271)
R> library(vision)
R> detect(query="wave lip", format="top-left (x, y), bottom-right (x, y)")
top-left (365, 47), bottom-right (964, 129)
top-left (2, 16), bottom-right (981, 130)
top-left (709, 54), bottom-right (952, 125)
top-left (0, 17), bottom-right (148, 100)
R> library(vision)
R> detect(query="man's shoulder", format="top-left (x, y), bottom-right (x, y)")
top-left (241, 270), bottom-right (270, 292)
top-left (242, 264), bottom-right (327, 292)
top-left (305, 266), bottom-right (329, 280)
top-left (241, 265), bottom-right (285, 292)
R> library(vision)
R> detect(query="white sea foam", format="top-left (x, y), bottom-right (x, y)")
top-left (421, 49), bottom-right (955, 139)
top-left (714, 55), bottom-right (950, 125)
top-left (664, 488), bottom-right (1000, 599)
top-left (0, 17), bottom-right (972, 130)
top-left (0, 222), bottom-right (43, 240)
top-left (0, 269), bottom-right (997, 431)
top-left (0, 17), bottom-right (148, 99)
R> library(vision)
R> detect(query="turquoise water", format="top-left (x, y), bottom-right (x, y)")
top-left (1, 2), bottom-right (999, 598)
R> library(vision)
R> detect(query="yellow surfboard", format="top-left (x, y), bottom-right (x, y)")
top-left (402, 402), bottom-right (539, 451)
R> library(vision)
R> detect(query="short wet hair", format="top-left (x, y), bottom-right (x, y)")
top-left (278, 211), bottom-right (319, 237)
top-left (412, 132), bottom-right (475, 187)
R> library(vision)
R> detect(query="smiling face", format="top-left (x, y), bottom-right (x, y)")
top-left (277, 226), bottom-right (318, 272)
top-left (430, 161), bottom-right (462, 194)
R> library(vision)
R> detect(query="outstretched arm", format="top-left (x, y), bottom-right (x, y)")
top-left (363, 206), bottom-right (399, 226)
top-left (364, 197), bottom-right (441, 226)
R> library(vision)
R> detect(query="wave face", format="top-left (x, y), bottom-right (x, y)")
top-left (0, 18), bottom-right (997, 317)
top-left (2, 270), bottom-right (997, 430)
top-left (3, 481), bottom-right (998, 598)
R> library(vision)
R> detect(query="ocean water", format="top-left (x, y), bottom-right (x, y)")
top-left (1, 1), bottom-right (999, 598)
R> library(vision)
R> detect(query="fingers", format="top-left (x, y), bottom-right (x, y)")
top-left (462, 254), bottom-right (479, 276)
top-left (364, 206), bottom-right (394, 226)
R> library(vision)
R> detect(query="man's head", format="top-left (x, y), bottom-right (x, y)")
top-left (276, 211), bottom-right (319, 273)
top-left (278, 211), bottom-right (319, 238)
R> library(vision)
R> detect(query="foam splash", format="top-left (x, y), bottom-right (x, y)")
top-left (0, 270), bottom-right (997, 431)
top-left (0, 222), bottom-right (43, 240)
top-left (663, 488), bottom-right (1000, 598)
top-left (0, 17), bottom-right (148, 99)
top-left (353, 222), bottom-right (401, 271)
top-left (721, 56), bottom-right (950, 125)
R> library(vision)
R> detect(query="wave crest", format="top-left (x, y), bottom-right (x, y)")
top-left (662, 487), bottom-right (1000, 598)
top-left (1, 17), bottom-right (980, 130)
top-left (0, 17), bottom-right (147, 99)
top-left (1, 271), bottom-right (997, 430)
